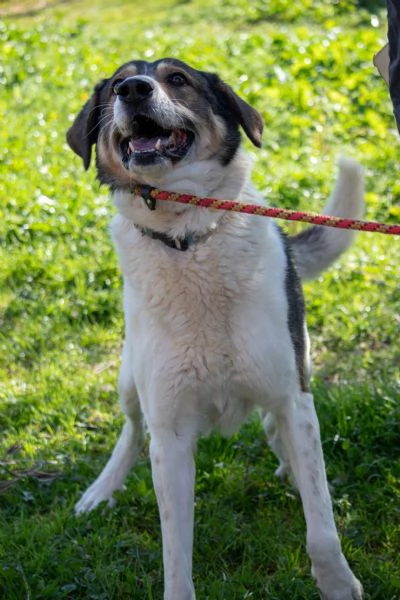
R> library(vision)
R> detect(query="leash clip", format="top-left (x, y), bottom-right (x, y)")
top-left (133, 185), bottom-right (157, 211)
top-left (144, 195), bottom-right (157, 211)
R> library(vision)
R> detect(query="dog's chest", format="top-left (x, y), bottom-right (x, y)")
top-left (113, 214), bottom-right (293, 430)
top-left (123, 232), bottom-right (244, 357)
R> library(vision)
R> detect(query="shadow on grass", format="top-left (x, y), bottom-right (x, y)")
top-left (357, 0), bottom-right (386, 10)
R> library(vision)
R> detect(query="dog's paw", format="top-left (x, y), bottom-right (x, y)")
top-left (75, 480), bottom-right (120, 514)
top-left (318, 576), bottom-right (363, 600)
top-left (313, 560), bottom-right (363, 600)
top-left (273, 462), bottom-right (298, 490)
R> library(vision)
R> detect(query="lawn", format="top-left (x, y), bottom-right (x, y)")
top-left (0, 0), bottom-right (399, 598)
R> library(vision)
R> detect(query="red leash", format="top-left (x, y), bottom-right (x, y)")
top-left (135, 185), bottom-right (400, 236)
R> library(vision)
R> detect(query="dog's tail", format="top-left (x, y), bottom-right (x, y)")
top-left (290, 156), bottom-right (364, 281)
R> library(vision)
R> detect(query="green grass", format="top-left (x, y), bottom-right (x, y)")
top-left (1, 0), bottom-right (399, 598)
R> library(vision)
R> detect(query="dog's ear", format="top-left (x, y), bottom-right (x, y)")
top-left (66, 79), bottom-right (109, 170)
top-left (213, 77), bottom-right (263, 148)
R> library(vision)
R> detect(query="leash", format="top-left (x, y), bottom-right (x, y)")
top-left (134, 185), bottom-right (400, 236)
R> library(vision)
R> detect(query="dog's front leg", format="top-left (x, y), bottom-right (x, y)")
top-left (149, 428), bottom-right (196, 600)
top-left (75, 342), bottom-right (144, 513)
top-left (278, 392), bottom-right (363, 600)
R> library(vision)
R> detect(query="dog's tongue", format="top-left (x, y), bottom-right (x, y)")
top-left (130, 136), bottom-right (169, 152)
top-left (128, 130), bottom-right (188, 154)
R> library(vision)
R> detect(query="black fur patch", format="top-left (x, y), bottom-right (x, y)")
top-left (200, 73), bottom-right (243, 165)
top-left (279, 228), bottom-right (308, 392)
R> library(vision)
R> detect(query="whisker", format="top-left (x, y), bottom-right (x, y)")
top-left (86, 115), bottom-right (115, 138)
top-left (85, 102), bottom-right (113, 118)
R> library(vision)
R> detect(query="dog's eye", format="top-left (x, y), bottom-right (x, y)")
top-left (167, 73), bottom-right (188, 87)
top-left (112, 79), bottom-right (124, 94)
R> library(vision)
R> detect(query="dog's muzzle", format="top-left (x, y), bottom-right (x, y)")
top-left (116, 77), bottom-right (195, 167)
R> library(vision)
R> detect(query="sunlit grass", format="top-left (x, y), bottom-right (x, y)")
top-left (1, 0), bottom-right (399, 598)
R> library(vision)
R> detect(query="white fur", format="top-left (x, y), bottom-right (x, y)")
top-left (75, 146), bottom-right (364, 600)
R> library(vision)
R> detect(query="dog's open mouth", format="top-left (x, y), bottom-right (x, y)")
top-left (120, 115), bottom-right (195, 166)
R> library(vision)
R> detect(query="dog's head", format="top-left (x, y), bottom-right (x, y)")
top-left (67, 58), bottom-right (263, 191)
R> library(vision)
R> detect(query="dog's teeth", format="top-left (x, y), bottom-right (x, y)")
top-left (128, 140), bottom-right (135, 154)
top-left (167, 132), bottom-right (176, 149)
top-left (155, 138), bottom-right (162, 151)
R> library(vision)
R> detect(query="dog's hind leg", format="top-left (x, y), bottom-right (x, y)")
top-left (75, 343), bottom-right (145, 514)
top-left (274, 392), bottom-right (363, 600)
top-left (263, 411), bottom-right (296, 486)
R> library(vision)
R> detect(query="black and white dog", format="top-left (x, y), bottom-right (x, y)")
top-left (67, 58), bottom-right (364, 600)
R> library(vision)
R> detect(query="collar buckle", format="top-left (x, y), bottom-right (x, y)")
top-left (137, 226), bottom-right (191, 252)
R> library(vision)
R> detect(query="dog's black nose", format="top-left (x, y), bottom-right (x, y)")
top-left (116, 77), bottom-right (154, 104)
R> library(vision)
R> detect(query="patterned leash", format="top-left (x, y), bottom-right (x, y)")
top-left (135, 185), bottom-right (400, 236)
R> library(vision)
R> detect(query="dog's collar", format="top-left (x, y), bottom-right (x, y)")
top-left (132, 186), bottom-right (190, 250)
top-left (134, 184), bottom-right (224, 251)
top-left (136, 226), bottom-right (195, 251)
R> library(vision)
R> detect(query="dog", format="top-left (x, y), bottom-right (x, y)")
top-left (67, 58), bottom-right (364, 599)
